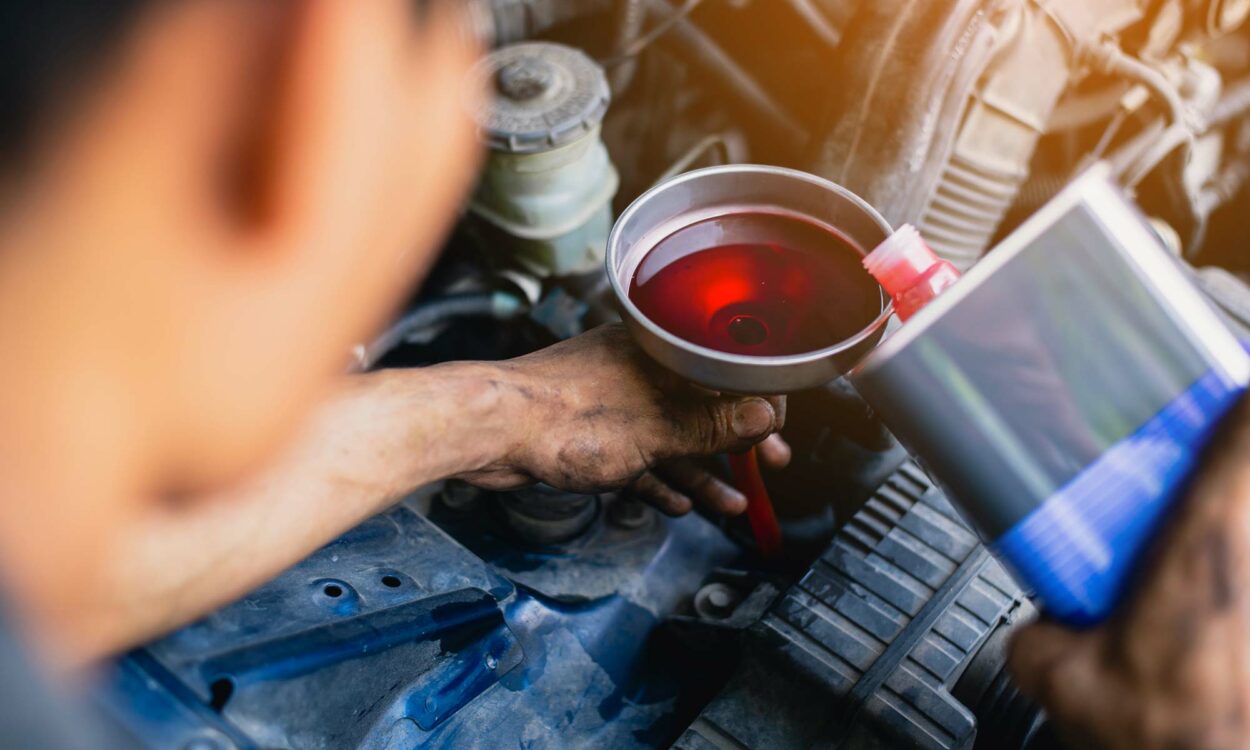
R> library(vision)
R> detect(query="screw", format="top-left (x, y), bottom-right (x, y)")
top-left (694, 583), bottom-right (742, 620)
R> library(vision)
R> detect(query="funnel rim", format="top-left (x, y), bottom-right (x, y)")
top-left (607, 164), bottom-right (895, 376)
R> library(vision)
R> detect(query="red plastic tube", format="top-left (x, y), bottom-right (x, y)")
top-left (729, 447), bottom-right (782, 559)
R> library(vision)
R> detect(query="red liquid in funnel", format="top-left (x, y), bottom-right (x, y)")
top-left (628, 213), bottom-right (882, 560)
top-left (628, 213), bottom-right (881, 356)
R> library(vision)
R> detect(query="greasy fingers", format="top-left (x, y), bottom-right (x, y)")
top-left (476, 324), bottom-right (788, 496)
top-left (659, 396), bottom-right (780, 459)
top-left (757, 434), bottom-right (792, 470)
top-left (1008, 622), bottom-right (1103, 726)
top-left (731, 398), bottom-right (778, 443)
top-left (766, 395), bottom-right (787, 431)
top-left (657, 460), bottom-right (748, 516)
top-left (1005, 395), bottom-right (1250, 749)
top-left (630, 472), bottom-right (693, 516)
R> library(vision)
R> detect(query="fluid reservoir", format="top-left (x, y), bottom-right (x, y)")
top-left (467, 42), bottom-right (619, 278)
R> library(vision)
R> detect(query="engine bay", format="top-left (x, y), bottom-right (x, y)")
top-left (101, 1), bottom-right (1250, 747)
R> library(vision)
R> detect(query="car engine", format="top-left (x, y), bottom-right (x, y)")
top-left (101, 1), bottom-right (1250, 747)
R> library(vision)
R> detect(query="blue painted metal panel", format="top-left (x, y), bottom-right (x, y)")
top-left (101, 501), bottom-right (738, 749)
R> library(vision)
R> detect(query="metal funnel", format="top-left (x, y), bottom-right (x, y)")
top-left (606, 165), bottom-right (893, 394)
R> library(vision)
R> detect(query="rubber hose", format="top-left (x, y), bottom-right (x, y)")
top-left (361, 292), bottom-right (524, 370)
top-left (610, 0), bottom-right (648, 94)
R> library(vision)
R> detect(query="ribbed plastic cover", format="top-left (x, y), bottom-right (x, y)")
top-left (468, 42), bottom-right (610, 154)
top-left (675, 462), bottom-right (1033, 750)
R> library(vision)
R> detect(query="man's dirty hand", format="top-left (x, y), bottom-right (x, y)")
top-left (630, 434), bottom-right (791, 517)
top-left (1008, 395), bottom-right (1250, 750)
top-left (454, 324), bottom-right (786, 508)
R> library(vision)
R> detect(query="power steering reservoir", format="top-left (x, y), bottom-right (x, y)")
top-left (467, 42), bottom-right (619, 278)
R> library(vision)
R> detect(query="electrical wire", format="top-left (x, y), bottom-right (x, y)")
top-left (781, 0), bottom-right (841, 48)
top-left (1123, 123), bottom-right (1191, 187)
top-left (1047, 83), bottom-right (1131, 131)
top-left (1103, 48), bottom-right (1193, 133)
top-left (654, 133), bottom-right (731, 183)
top-left (1087, 107), bottom-right (1129, 165)
top-left (1081, 42), bottom-right (1198, 187)
top-left (600, 0), bottom-right (706, 68)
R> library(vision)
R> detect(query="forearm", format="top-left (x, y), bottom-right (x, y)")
top-left (61, 324), bottom-right (785, 665)
top-left (71, 362), bottom-right (522, 663)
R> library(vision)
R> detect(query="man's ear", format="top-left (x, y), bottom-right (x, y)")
top-left (153, 0), bottom-right (483, 489)
top-left (236, 0), bottom-right (402, 242)
top-left (221, 0), bottom-right (483, 346)
top-left (236, 0), bottom-right (481, 258)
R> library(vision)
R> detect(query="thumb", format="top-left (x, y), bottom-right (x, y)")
top-left (1008, 621), bottom-right (1101, 721)
top-left (660, 396), bottom-right (778, 458)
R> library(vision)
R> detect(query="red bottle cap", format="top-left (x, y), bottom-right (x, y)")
top-left (863, 224), bottom-right (960, 321)
top-left (863, 224), bottom-right (937, 298)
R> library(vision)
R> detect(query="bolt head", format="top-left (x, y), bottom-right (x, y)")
top-left (694, 583), bottom-right (742, 620)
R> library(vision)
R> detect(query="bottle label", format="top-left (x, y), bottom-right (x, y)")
top-left (992, 367), bottom-right (1246, 625)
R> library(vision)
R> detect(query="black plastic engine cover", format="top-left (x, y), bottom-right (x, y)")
top-left (675, 462), bottom-right (1037, 749)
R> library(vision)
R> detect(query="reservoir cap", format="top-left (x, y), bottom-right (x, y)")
top-left (468, 42), bottom-right (610, 154)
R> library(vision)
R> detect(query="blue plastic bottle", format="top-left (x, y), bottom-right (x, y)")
top-left (852, 166), bottom-right (1250, 625)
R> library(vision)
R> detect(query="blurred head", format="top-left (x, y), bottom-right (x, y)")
top-left (0, 0), bottom-right (482, 639)
top-left (0, 0), bottom-right (482, 490)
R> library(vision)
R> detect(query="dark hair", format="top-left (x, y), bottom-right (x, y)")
top-left (0, 2), bottom-right (150, 169)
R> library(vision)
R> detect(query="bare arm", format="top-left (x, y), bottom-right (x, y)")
top-left (70, 325), bottom-right (784, 662)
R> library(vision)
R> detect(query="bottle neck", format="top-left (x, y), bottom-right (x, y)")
top-left (862, 225), bottom-right (960, 320)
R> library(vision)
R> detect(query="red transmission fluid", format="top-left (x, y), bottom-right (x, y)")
top-left (628, 213), bottom-right (882, 355)
top-left (629, 212), bottom-right (882, 561)
top-left (862, 224), bottom-right (960, 322)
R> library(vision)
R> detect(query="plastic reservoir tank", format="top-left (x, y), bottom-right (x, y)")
top-left (467, 42), bottom-right (620, 278)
